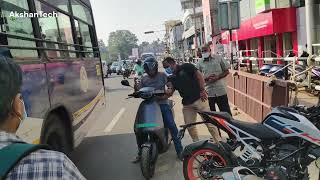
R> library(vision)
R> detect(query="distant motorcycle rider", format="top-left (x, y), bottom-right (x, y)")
top-left (132, 57), bottom-right (183, 163)
top-left (133, 60), bottom-right (144, 91)
top-left (133, 60), bottom-right (144, 76)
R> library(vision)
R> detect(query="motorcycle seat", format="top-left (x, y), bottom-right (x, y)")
top-left (200, 111), bottom-right (233, 122)
top-left (229, 120), bottom-right (281, 140)
top-left (200, 111), bottom-right (280, 140)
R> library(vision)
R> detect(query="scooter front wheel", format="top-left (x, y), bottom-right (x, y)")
top-left (141, 143), bottom-right (157, 179)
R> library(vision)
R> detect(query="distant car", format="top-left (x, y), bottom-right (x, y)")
top-left (116, 61), bottom-right (124, 75)
top-left (125, 60), bottom-right (134, 70)
top-left (140, 53), bottom-right (155, 61)
top-left (110, 62), bottom-right (119, 74)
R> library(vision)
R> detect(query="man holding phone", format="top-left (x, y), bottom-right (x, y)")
top-left (197, 46), bottom-right (232, 115)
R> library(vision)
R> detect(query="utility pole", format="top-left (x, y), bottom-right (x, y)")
top-left (305, 0), bottom-right (315, 54)
top-left (193, 0), bottom-right (198, 58)
top-left (306, 0), bottom-right (315, 89)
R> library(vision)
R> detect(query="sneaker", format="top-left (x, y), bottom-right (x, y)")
top-left (177, 152), bottom-right (183, 161)
top-left (131, 155), bottom-right (141, 163)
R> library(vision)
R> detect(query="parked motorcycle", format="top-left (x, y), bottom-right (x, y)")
top-left (259, 64), bottom-right (275, 76)
top-left (121, 80), bottom-right (172, 179)
top-left (216, 167), bottom-right (265, 180)
top-left (292, 86), bottom-right (320, 129)
top-left (178, 106), bottom-right (320, 180)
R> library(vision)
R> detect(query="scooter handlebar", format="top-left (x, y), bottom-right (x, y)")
top-left (127, 90), bottom-right (165, 99)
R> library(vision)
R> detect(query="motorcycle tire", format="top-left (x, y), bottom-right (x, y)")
top-left (141, 144), bottom-right (157, 179)
top-left (183, 144), bottom-right (233, 180)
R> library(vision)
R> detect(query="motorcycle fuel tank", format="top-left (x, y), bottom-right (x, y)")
top-left (263, 107), bottom-right (320, 146)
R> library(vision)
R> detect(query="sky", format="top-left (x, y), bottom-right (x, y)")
top-left (90, 0), bottom-right (183, 45)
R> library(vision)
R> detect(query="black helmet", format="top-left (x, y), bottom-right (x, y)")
top-left (143, 57), bottom-right (158, 74)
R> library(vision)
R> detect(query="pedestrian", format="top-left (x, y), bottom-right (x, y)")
top-left (162, 57), bottom-right (220, 142)
top-left (133, 59), bottom-right (144, 75)
top-left (131, 57), bottom-right (183, 163)
top-left (197, 48), bottom-right (202, 59)
top-left (197, 46), bottom-right (232, 115)
top-left (0, 52), bottom-right (85, 180)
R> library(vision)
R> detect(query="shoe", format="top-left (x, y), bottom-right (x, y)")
top-left (177, 152), bottom-right (183, 161)
top-left (131, 155), bottom-right (141, 163)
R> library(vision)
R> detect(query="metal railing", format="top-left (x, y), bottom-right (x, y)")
top-left (239, 49), bottom-right (258, 57)
top-left (262, 50), bottom-right (279, 58)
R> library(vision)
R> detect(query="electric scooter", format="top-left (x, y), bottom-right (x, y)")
top-left (121, 80), bottom-right (171, 180)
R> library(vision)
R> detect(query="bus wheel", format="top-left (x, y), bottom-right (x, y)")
top-left (41, 113), bottom-right (73, 156)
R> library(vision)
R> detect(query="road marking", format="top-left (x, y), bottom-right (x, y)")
top-left (104, 108), bottom-right (126, 133)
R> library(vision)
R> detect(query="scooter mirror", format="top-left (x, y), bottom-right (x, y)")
top-left (121, 80), bottom-right (130, 86)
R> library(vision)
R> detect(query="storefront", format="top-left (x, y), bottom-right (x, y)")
top-left (221, 7), bottom-right (298, 66)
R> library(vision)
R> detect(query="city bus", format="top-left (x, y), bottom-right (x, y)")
top-left (0, 0), bottom-right (105, 154)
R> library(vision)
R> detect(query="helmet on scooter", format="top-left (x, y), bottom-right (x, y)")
top-left (143, 57), bottom-right (158, 74)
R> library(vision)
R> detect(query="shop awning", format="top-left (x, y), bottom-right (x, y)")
top-left (221, 8), bottom-right (297, 44)
top-left (182, 26), bottom-right (195, 39)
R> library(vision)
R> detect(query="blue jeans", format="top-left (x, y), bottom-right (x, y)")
top-left (159, 104), bottom-right (183, 155)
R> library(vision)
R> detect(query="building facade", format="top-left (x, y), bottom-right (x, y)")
top-left (203, 0), bottom-right (320, 64)
top-left (180, 0), bottom-right (205, 58)
top-left (164, 20), bottom-right (184, 59)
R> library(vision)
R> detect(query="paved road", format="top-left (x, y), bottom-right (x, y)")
top-left (70, 73), bottom-right (320, 180)
top-left (71, 74), bottom-right (191, 180)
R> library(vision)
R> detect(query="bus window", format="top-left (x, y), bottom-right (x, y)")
top-left (57, 13), bottom-right (76, 58)
top-left (42, 0), bottom-right (70, 13)
top-left (0, 0), bottom-right (38, 58)
top-left (74, 19), bottom-right (94, 58)
top-left (79, 22), bottom-right (93, 58)
top-left (71, 0), bottom-right (92, 25)
top-left (35, 0), bottom-right (74, 59)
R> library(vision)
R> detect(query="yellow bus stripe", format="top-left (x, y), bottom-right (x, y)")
top-left (73, 89), bottom-right (104, 119)
top-left (32, 139), bottom-right (40, 144)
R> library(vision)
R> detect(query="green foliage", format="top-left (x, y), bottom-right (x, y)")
top-left (108, 30), bottom-right (138, 60)
top-left (138, 39), bottom-right (165, 54)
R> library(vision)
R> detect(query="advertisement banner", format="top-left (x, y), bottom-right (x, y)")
top-left (256, 0), bottom-right (270, 13)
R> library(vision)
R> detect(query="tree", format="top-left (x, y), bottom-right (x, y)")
top-left (138, 40), bottom-right (165, 55)
top-left (98, 39), bottom-right (109, 61)
top-left (108, 30), bottom-right (138, 60)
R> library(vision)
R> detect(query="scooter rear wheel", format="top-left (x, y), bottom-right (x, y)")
top-left (141, 144), bottom-right (157, 179)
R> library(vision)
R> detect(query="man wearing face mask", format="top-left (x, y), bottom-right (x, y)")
top-left (162, 57), bottom-right (221, 143)
top-left (132, 57), bottom-right (183, 163)
top-left (197, 46), bottom-right (232, 115)
top-left (0, 52), bottom-right (85, 179)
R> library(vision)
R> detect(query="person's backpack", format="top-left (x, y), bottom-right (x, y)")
top-left (0, 143), bottom-right (50, 180)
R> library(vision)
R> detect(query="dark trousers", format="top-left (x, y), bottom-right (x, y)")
top-left (208, 95), bottom-right (232, 115)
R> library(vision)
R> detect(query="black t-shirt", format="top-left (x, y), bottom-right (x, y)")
top-left (168, 63), bottom-right (200, 105)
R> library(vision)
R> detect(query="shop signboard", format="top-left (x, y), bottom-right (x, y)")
top-left (256, 0), bottom-right (271, 13)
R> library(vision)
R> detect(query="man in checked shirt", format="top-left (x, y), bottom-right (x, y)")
top-left (0, 50), bottom-right (85, 180)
